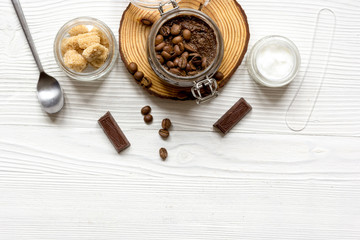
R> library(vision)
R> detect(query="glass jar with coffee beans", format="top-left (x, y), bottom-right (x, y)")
top-left (146, 0), bottom-right (224, 104)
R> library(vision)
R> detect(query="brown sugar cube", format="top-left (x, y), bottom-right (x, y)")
top-left (68, 25), bottom-right (89, 36)
top-left (61, 36), bottom-right (81, 55)
top-left (63, 50), bottom-right (87, 72)
top-left (77, 32), bottom-right (100, 49)
top-left (82, 43), bottom-right (109, 62)
top-left (91, 27), bottom-right (110, 48)
top-left (89, 58), bottom-right (106, 68)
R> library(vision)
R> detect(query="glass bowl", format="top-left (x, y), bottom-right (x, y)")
top-left (54, 17), bottom-right (118, 81)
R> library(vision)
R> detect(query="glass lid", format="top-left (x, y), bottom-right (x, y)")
top-left (130, 0), bottom-right (181, 9)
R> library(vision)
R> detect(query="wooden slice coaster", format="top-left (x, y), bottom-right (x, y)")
top-left (119, 0), bottom-right (250, 100)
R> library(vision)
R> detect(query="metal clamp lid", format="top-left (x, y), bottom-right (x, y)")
top-left (158, 0), bottom-right (179, 15)
top-left (191, 76), bottom-right (218, 104)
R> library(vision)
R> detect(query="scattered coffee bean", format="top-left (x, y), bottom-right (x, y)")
top-left (141, 77), bottom-right (152, 88)
top-left (159, 129), bottom-right (169, 138)
top-left (214, 71), bottom-right (224, 80)
top-left (161, 51), bottom-right (172, 60)
top-left (144, 114), bottom-right (153, 123)
top-left (134, 71), bottom-right (144, 81)
top-left (171, 24), bottom-right (181, 35)
top-left (155, 34), bottom-right (164, 45)
top-left (141, 106), bottom-right (151, 115)
top-left (127, 62), bottom-right (138, 75)
top-left (155, 42), bottom-right (166, 51)
top-left (172, 36), bottom-right (183, 44)
top-left (156, 54), bottom-right (165, 64)
top-left (162, 118), bottom-right (172, 130)
top-left (159, 25), bottom-right (170, 36)
top-left (183, 29), bottom-right (191, 41)
top-left (141, 18), bottom-right (153, 26)
top-left (159, 148), bottom-right (168, 160)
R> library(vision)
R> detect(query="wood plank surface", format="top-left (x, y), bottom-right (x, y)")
top-left (0, 0), bottom-right (360, 239)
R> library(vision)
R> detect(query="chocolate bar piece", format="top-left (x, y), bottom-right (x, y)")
top-left (98, 111), bottom-right (130, 153)
top-left (213, 98), bottom-right (252, 134)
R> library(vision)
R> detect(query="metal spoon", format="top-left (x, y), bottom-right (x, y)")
top-left (12, 0), bottom-right (64, 114)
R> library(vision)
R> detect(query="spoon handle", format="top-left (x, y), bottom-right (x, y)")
top-left (11, 0), bottom-right (44, 73)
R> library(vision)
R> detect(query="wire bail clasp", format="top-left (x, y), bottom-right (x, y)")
top-left (158, 0), bottom-right (179, 16)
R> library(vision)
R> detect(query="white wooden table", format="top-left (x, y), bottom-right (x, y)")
top-left (1, 0), bottom-right (360, 239)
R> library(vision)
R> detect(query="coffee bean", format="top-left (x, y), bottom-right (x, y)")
top-left (144, 114), bottom-right (153, 123)
top-left (174, 45), bottom-right (183, 55)
top-left (191, 56), bottom-right (202, 66)
top-left (159, 129), bottom-right (169, 138)
top-left (162, 118), bottom-right (172, 130)
top-left (189, 62), bottom-right (197, 71)
top-left (178, 56), bottom-right (187, 69)
top-left (181, 51), bottom-right (189, 59)
top-left (184, 43), bottom-right (197, 52)
top-left (155, 42), bottom-right (166, 51)
top-left (141, 18), bottom-right (153, 26)
top-left (134, 71), bottom-right (144, 81)
top-left (156, 54), bottom-right (164, 64)
top-left (171, 24), bottom-right (181, 35)
top-left (201, 57), bottom-right (207, 69)
top-left (188, 71), bottom-right (198, 76)
top-left (141, 105), bottom-right (151, 115)
top-left (159, 26), bottom-right (170, 36)
top-left (141, 77), bottom-right (152, 88)
top-left (159, 148), bottom-right (168, 160)
top-left (163, 45), bottom-right (173, 53)
top-left (185, 63), bottom-right (191, 72)
top-left (173, 57), bottom-right (180, 67)
top-left (178, 42), bottom-right (185, 52)
top-left (172, 36), bottom-right (183, 44)
top-left (183, 29), bottom-right (191, 41)
top-left (167, 61), bottom-right (175, 68)
top-left (169, 68), bottom-right (181, 75)
top-left (214, 71), bottom-right (224, 80)
top-left (161, 51), bottom-right (172, 60)
top-left (155, 34), bottom-right (164, 45)
top-left (127, 62), bottom-right (138, 75)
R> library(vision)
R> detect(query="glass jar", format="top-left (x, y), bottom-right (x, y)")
top-left (247, 35), bottom-right (301, 87)
top-left (54, 17), bottom-right (118, 81)
top-left (133, 0), bottom-right (224, 103)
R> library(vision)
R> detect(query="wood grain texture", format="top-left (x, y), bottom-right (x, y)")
top-left (119, 0), bottom-right (250, 99)
top-left (1, 0), bottom-right (360, 239)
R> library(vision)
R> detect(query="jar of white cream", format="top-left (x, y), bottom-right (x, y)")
top-left (247, 35), bottom-right (301, 87)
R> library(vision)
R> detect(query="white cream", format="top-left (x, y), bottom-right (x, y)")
top-left (256, 42), bottom-right (295, 81)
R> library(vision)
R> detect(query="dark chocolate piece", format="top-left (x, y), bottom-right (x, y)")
top-left (98, 111), bottom-right (130, 153)
top-left (213, 98), bottom-right (252, 134)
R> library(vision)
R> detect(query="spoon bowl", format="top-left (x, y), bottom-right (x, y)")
top-left (37, 72), bottom-right (64, 114)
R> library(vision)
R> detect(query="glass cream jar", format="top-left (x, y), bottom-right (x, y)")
top-left (247, 35), bottom-right (301, 87)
